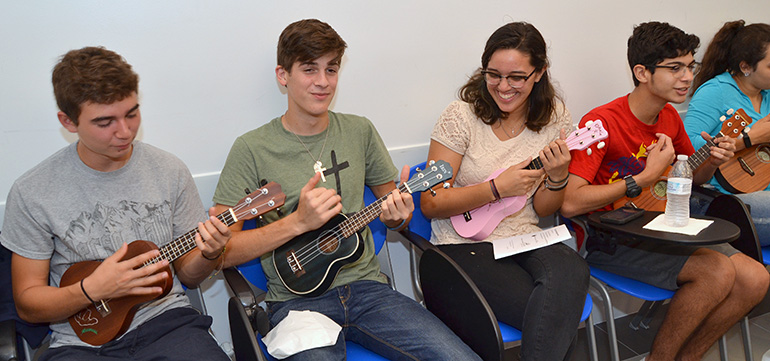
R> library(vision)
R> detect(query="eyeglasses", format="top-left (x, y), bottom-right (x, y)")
top-left (651, 61), bottom-right (701, 79)
top-left (482, 68), bottom-right (537, 88)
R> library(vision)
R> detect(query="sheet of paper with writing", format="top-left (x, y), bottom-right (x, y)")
top-left (492, 224), bottom-right (572, 260)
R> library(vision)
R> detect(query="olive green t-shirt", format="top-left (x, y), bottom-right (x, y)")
top-left (213, 111), bottom-right (398, 302)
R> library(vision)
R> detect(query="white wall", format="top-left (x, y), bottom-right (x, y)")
top-left (1, 0), bottom-right (767, 353)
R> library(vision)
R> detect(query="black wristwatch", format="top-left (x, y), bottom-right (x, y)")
top-left (624, 175), bottom-right (642, 198)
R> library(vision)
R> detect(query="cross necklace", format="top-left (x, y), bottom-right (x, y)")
top-left (285, 117), bottom-right (330, 182)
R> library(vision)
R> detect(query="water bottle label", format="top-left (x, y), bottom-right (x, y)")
top-left (667, 178), bottom-right (692, 195)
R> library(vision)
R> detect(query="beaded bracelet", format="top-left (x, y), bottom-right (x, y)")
top-left (489, 179), bottom-right (502, 201)
top-left (544, 177), bottom-right (569, 191)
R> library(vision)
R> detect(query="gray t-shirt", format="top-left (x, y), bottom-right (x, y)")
top-left (0, 141), bottom-right (204, 348)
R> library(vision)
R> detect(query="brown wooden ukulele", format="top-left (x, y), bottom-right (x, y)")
top-left (715, 111), bottom-right (770, 193)
top-left (59, 182), bottom-right (285, 346)
top-left (614, 109), bottom-right (751, 211)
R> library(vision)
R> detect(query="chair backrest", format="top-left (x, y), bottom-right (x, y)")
top-left (407, 162), bottom-right (432, 240)
top-left (704, 193), bottom-right (763, 264)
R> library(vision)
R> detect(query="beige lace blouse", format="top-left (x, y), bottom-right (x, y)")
top-left (429, 100), bottom-right (573, 245)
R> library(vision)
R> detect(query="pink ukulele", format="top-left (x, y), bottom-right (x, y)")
top-left (450, 121), bottom-right (608, 241)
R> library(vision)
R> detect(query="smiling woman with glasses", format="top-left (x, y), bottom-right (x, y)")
top-left (481, 68), bottom-right (537, 88)
top-left (419, 21), bottom-right (589, 361)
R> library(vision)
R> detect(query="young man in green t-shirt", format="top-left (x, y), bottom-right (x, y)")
top-left (212, 19), bottom-right (480, 360)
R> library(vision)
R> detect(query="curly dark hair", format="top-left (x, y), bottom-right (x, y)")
top-left (627, 21), bottom-right (700, 87)
top-left (693, 20), bottom-right (770, 92)
top-left (52, 46), bottom-right (138, 125)
top-left (459, 22), bottom-right (560, 132)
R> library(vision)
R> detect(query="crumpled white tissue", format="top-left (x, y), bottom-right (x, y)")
top-left (262, 310), bottom-right (342, 359)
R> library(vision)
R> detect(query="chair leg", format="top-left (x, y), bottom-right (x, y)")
top-left (590, 277), bottom-right (620, 361)
top-left (586, 312), bottom-right (599, 361)
top-left (629, 300), bottom-right (653, 331)
top-left (741, 316), bottom-right (754, 361)
top-left (718, 335), bottom-right (728, 361)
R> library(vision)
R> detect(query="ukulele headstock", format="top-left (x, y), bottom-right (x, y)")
top-left (407, 160), bottom-right (453, 195)
top-left (567, 119), bottom-right (608, 155)
top-left (233, 182), bottom-right (286, 222)
top-left (719, 108), bottom-right (752, 137)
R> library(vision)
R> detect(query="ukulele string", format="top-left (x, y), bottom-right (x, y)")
top-left (143, 192), bottom-right (277, 266)
top-left (290, 181), bottom-right (411, 265)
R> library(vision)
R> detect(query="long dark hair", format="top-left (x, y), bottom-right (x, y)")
top-left (693, 20), bottom-right (770, 92)
top-left (459, 22), bottom-right (561, 132)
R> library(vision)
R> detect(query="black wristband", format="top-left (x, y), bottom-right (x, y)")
top-left (80, 278), bottom-right (96, 304)
top-left (743, 131), bottom-right (752, 149)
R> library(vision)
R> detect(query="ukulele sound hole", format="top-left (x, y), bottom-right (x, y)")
top-left (755, 145), bottom-right (770, 163)
top-left (651, 179), bottom-right (667, 200)
top-left (318, 234), bottom-right (341, 254)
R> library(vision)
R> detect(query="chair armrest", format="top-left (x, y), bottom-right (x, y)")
top-left (703, 194), bottom-right (763, 263)
top-left (419, 247), bottom-right (504, 361)
top-left (399, 227), bottom-right (436, 252)
top-left (223, 267), bottom-right (270, 336)
top-left (223, 267), bottom-right (265, 306)
top-left (0, 319), bottom-right (18, 361)
top-left (228, 297), bottom-right (269, 361)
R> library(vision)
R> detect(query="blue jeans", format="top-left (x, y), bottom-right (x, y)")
top-left (266, 280), bottom-right (481, 361)
top-left (691, 189), bottom-right (770, 247)
top-left (440, 242), bottom-right (589, 361)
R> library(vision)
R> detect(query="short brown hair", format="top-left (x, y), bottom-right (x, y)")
top-left (277, 19), bottom-right (347, 71)
top-left (52, 46), bottom-right (138, 124)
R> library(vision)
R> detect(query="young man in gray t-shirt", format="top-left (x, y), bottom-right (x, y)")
top-left (0, 46), bottom-right (231, 360)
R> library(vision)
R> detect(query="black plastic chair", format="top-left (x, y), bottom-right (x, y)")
top-left (401, 162), bottom-right (597, 361)
top-left (0, 235), bottom-right (49, 361)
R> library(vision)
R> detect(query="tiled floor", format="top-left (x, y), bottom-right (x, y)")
top-left (559, 291), bottom-right (770, 361)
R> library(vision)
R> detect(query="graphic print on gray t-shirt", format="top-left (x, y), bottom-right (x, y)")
top-left (64, 200), bottom-right (173, 261)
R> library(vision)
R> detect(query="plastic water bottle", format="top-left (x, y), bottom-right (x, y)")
top-left (665, 154), bottom-right (693, 227)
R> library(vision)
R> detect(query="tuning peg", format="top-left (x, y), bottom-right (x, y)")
top-left (428, 160), bottom-right (436, 166)
top-left (720, 115), bottom-right (727, 122)
top-left (276, 207), bottom-right (284, 217)
top-left (744, 127), bottom-right (751, 133)
top-left (443, 182), bottom-right (450, 189)
top-left (429, 189), bottom-right (437, 197)
top-left (259, 179), bottom-right (268, 187)
top-left (585, 120), bottom-right (594, 127)
top-left (727, 108), bottom-right (735, 115)
top-left (597, 141), bottom-right (605, 149)
top-left (244, 188), bottom-right (252, 195)
top-left (257, 215), bottom-right (265, 227)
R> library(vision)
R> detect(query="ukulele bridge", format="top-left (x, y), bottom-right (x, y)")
top-left (95, 299), bottom-right (111, 317)
top-left (737, 157), bottom-right (755, 176)
top-left (286, 251), bottom-right (306, 277)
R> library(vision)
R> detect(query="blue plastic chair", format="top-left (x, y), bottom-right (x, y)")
top-left (226, 186), bottom-right (389, 361)
top-left (403, 162), bottom-right (597, 361)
